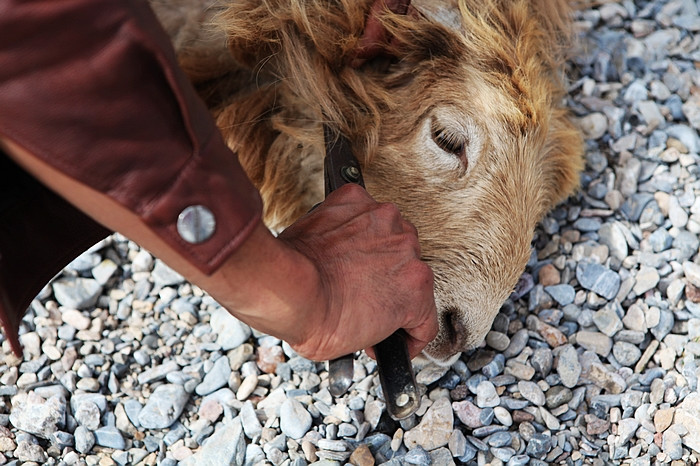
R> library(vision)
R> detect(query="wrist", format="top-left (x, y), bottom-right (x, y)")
top-left (204, 221), bottom-right (323, 346)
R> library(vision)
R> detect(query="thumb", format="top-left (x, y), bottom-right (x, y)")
top-left (404, 312), bottom-right (439, 359)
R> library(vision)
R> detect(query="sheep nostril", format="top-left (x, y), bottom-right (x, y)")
top-left (442, 307), bottom-right (467, 353)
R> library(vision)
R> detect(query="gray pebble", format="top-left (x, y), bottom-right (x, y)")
top-left (122, 399), bottom-right (142, 428)
top-left (639, 367), bottom-right (666, 386)
top-left (475, 381), bottom-right (500, 408)
top-left (179, 418), bottom-right (245, 466)
top-left (592, 302), bottom-right (624, 336)
top-left (74, 425), bottom-right (95, 454)
top-left (93, 426), bottom-right (125, 450)
top-left (240, 400), bottom-right (263, 440)
top-left (545, 386), bottom-right (572, 409)
top-left (612, 341), bottom-right (642, 367)
top-left (137, 360), bottom-right (180, 385)
top-left (482, 354), bottom-right (505, 378)
top-left (487, 431), bottom-right (512, 447)
top-left (448, 428), bottom-right (467, 457)
top-left (530, 348), bottom-right (553, 376)
top-left (245, 444), bottom-right (266, 465)
top-left (338, 423), bottom-right (357, 438)
top-left (403, 445), bottom-right (430, 465)
top-left (556, 344), bottom-right (581, 388)
top-left (288, 356), bottom-right (316, 373)
top-left (138, 384), bottom-right (190, 429)
top-left (478, 408), bottom-right (494, 428)
top-left (648, 228), bottom-right (673, 252)
top-left (486, 331), bottom-right (511, 352)
top-left (52, 277), bottom-right (102, 309)
top-left (620, 193), bottom-right (654, 222)
top-left (467, 374), bottom-right (487, 394)
top-left (493, 406), bottom-right (513, 427)
top-left (74, 401), bottom-right (101, 430)
top-left (458, 442), bottom-right (477, 463)
top-left (650, 310), bottom-right (674, 341)
top-left (195, 355), bottom-right (231, 396)
top-left (472, 425), bottom-right (508, 438)
top-left (576, 261), bottom-right (621, 300)
top-left (151, 260), bottom-right (185, 288)
top-left (674, 14), bottom-right (700, 31)
top-left (541, 217), bottom-right (559, 234)
top-left (9, 394), bottom-right (66, 440)
top-left (416, 364), bottom-right (449, 385)
top-left (662, 430), bottom-right (683, 460)
top-left (493, 446), bottom-right (516, 461)
top-left (51, 430), bottom-right (74, 449)
top-left (617, 418), bottom-right (639, 446)
top-left (280, 398), bottom-right (312, 439)
top-left (666, 124), bottom-right (700, 153)
top-left (210, 308), bottom-right (252, 351)
top-left (163, 422), bottom-right (186, 446)
top-left (503, 330), bottom-right (528, 360)
top-left (513, 273), bottom-right (535, 300)
top-left (674, 231), bottom-right (699, 261)
top-left (525, 433), bottom-right (551, 458)
top-left (507, 454), bottom-right (530, 466)
top-left (318, 438), bottom-right (350, 452)
top-left (131, 249), bottom-right (154, 272)
top-left (517, 381), bottom-right (545, 406)
top-left (573, 217), bottom-right (601, 232)
top-left (92, 259), bottom-right (118, 285)
top-left (575, 331), bottom-right (612, 357)
top-left (578, 112), bottom-right (607, 139)
top-left (633, 266), bottom-right (660, 296)
top-left (67, 251), bottom-right (102, 273)
top-left (501, 397), bottom-right (529, 411)
top-left (544, 284), bottom-right (575, 306)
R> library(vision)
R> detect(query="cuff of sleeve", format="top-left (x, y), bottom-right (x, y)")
top-left (143, 134), bottom-right (263, 275)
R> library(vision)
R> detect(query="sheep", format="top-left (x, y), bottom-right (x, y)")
top-left (150, 0), bottom-right (584, 364)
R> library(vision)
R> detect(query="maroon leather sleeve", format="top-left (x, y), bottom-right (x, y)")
top-left (0, 0), bottom-right (263, 275)
top-left (0, 151), bottom-right (111, 355)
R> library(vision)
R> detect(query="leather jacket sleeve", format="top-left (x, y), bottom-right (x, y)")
top-left (0, 0), bottom-right (263, 275)
top-left (0, 0), bottom-right (263, 354)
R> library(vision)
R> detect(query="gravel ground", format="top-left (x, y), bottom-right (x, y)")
top-left (4, 1), bottom-right (700, 465)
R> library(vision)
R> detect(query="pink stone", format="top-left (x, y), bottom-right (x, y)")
top-left (256, 346), bottom-right (286, 374)
top-left (199, 399), bottom-right (223, 422)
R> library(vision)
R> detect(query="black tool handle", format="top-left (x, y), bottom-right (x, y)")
top-left (375, 330), bottom-right (420, 419)
top-left (323, 125), bottom-right (365, 192)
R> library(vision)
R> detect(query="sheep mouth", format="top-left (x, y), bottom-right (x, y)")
top-left (420, 308), bottom-right (467, 367)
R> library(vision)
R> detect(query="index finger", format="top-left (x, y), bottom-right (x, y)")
top-left (324, 182), bottom-right (374, 204)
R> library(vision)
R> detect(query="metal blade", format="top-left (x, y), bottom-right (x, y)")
top-left (328, 353), bottom-right (354, 397)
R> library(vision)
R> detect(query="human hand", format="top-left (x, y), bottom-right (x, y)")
top-left (278, 183), bottom-right (438, 361)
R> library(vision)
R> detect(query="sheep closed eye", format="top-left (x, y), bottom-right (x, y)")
top-left (431, 125), bottom-right (468, 168)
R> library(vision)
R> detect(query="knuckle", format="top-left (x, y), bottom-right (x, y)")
top-left (403, 230), bottom-right (421, 249)
top-left (374, 201), bottom-right (401, 218)
top-left (404, 220), bottom-right (419, 236)
top-left (338, 183), bottom-right (367, 199)
top-left (406, 260), bottom-right (434, 287)
top-left (327, 183), bottom-right (368, 205)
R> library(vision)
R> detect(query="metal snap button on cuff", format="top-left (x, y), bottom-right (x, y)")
top-left (177, 205), bottom-right (216, 244)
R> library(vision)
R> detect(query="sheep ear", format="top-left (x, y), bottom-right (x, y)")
top-left (411, 0), bottom-right (463, 33)
top-left (351, 0), bottom-right (411, 67)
